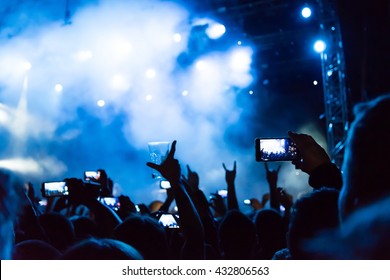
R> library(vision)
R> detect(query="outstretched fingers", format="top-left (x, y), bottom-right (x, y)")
top-left (167, 140), bottom-right (177, 160)
top-left (223, 161), bottom-right (236, 171)
top-left (146, 162), bottom-right (160, 172)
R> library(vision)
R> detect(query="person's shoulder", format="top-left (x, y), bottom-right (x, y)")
top-left (272, 248), bottom-right (292, 260)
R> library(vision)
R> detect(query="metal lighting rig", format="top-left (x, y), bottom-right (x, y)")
top-left (317, 0), bottom-right (349, 168)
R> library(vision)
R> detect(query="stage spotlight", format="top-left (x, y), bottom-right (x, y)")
top-left (97, 100), bottom-right (105, 107)
top-left (111, 74), bottom-right (130, 91)
top-left (145, 69), bottom-right (156, 79)
top-left (173, 33), bottom-right (182, 42)
top-left (229, 48), bottom-right (252, 72)
top-left (301, 7), bottom-right (312, 18)
top-left (205, 23), bottom-right (226, 39)
top-left (54, 84), bottom-right (63, 93)
top-left (314, 40), bottom-right (326, 53)
top-left (182, 90), bottom-right (189, 96)
top-left (195, 60), bottom-right (206, 71)
top-left (145, 94), bottom-right (153, 101)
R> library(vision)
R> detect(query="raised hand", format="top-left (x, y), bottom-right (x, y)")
top-left (209, 193), bottom-right (227, 217)
top-left (147, 140), bottom-right (181, 183)
top-left (249, 198), bottom-right (264, 211)
top-left (288, 131), bottom-right (331, 174)
top-left (278, 188), bottom-right (293, 210)
top-left (264, 162), bottom-right (281, 188)
top-left (264, 162), bottom-right (281, 211)
top-left (223, 161), bottom-right (239, 210)
top-left (222, 160), bottom-right (236, 186)
top-left (261, 193), bottom-right (270, 206)
top-left (181, 164), bottom-right (200, 193)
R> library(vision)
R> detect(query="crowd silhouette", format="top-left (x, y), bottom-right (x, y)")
top-left (0, 93), bottom-right (390, 260)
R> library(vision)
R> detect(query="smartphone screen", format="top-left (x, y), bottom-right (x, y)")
top-left (42, 181), bottom-right (69, 197)
top-left (84, 171), bottom-right (99, 181)
top-left (243, 199), bottom-right (251, 205)
top-left (160, 180), bottom-right (171, 189)
top-left (217, 189), bottom-right (228, 198)
top-left (99, 197), bottom-right (120, 211)
top-left (255, 137), bottom-right (299, 161)
top-left (158, 214), bottom-right (180, 228)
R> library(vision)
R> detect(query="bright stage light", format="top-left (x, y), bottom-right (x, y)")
top-left (229, 48), bottom-right (252, 72)
top-left (97, 100), bottom-right (105, 107)
top-left (145, 94), bottom-right (153, 101)
top-left (314, 40), bottom-right (326, 53)
top-left (173, 33), bottom-right (182, 42)
top-left (54, 84), bottom-right (63, 92)
top-left (111, 74), bottom-right (130, 91)
top-left (145, 69), bottom-right (156, 79)
top-left (301, 7), bottom-right (312, 18)
top-left (205, 23), bottom-right (226, 39)
top-left (195, 60), bottom-right (206, 71)
top-left (0, 158), bottom-right (41, 174)
top-left (182, 90), bottom-right (189, 96)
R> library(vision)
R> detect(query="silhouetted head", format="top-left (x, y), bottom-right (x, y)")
top-left (288, 187), bottom-right (340, 259)
top-left (113, 214), bottom-right (168, 259)
top-left (218, 210), bottom-right (256, 259)
top-left (62, 238), bottom-right (143, 260)
top-left (254, 208), bottom-right (286, 259)
top-left (69, 215), bottom-right (98, 240)
top-left (39, 212), bottom-right (76, 252)
top-left (340, 94), bottom-right (390, 222)
top-left (13, 239), bottom-right (62, 260)
top-left (305, 195), bottom-right (390, 259)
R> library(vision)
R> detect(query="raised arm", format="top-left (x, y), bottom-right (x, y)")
top-left (66, 178), bottom-right (122, 237)
top-left (223, 161), bottom-right (239, 211)
top-left (182, 165), bottom-right (219, 254)
top-left (147, 141), bottom-right (205, 259)
top-left (264, 162), bottom-right (281, 211)
top-left (288, 131), bottom-right (342, 189)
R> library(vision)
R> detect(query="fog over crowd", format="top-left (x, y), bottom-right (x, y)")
top-left (0, 0), bottom-right (325, 205)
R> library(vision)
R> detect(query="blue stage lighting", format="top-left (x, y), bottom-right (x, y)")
top-left (314, 40), bottom-right (326, 53)
top-left (206, 23), bottom-right (226, 39)
top-left (301, 7), bottom-right (312, 18)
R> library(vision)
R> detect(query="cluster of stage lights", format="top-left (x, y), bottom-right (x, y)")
top-left (21, 5), bottom-right (326, 108)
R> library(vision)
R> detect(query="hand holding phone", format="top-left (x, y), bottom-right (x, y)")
top-left (84, 171), bottom-right (99, 181)
top-left (99, 197), bottom-right (120, 211)
top-left (255, 137), bottom-right (300, 162)
top-left (41, 181), bottom-right (69, 197)
top-left (158, 213), bottom-right (180, 229)
top-left (217, 189), bottom-right (228, 198)
top-left (287, 131), bottom-right (331, 174)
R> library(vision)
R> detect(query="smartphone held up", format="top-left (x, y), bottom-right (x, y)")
top-left (41, 181), bottom-right (69, 197)
top-left (255, 137), bottom-right (300, 162)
